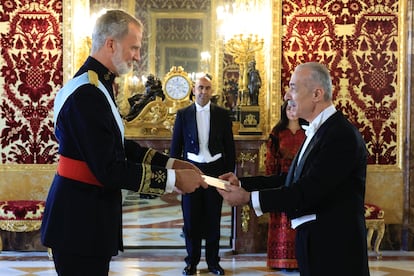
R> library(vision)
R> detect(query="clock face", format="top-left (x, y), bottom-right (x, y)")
top-left (165, 75), bottom-right (191, 100)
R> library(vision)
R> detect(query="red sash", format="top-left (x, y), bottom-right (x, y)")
top-left (57, 155), bottom-right (103, 187)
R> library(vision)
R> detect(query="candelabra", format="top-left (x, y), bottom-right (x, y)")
top-left (217, 0), bottom-right (270, 134)
top-left (217, 0), bottom-right (269, 106)
top-left (224, 34), bottom-right (263, 105)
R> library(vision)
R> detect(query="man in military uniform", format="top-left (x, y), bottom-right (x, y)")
top-left (41, 10), bottom-right (207, 275)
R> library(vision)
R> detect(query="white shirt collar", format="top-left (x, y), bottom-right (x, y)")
top-left (305, 104), bottom-right (336, 137)
top-left (195, 101), bottom-right (211, 112)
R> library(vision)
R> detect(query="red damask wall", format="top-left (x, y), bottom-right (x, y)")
top-left (222, 0), bottom-right (400, 165)
top-left (0, 1), bottom-right (62, 164)
top-left (280, 0), bottom-right (399, 165)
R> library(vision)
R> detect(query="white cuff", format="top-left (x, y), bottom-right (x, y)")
top-left (291, 214), bottom-right (316, 229)
top-left (166, 158), bottom-right (175, 169)
top-left (165, 169), bottom-right (175, 193)
top-left (251, 191), bottom-right (263, 216)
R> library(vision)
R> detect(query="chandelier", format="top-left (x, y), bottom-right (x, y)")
top-left (216, 0), bottom-right (271, 104)
top-left (216, 0), bottom-right (271, 43)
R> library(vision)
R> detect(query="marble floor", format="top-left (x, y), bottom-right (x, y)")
top-left (0, 192), bottom-right (413, 275)
top-left (0, 250), bottom-right (414, 275)
top-left (121, 191), bottom-right (232, 248)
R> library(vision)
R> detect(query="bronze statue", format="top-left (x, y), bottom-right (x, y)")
top-left (247, 60), bottom-right (261, 106)
top-left (124, 74), bottom-right (165, 121)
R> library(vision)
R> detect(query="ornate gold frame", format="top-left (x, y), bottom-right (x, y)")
top-left (147, 10), bottom-right (210, 77)
top-left (268, 0), bottom-right (283, 134)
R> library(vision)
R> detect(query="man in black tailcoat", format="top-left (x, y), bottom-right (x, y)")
top-left (218, 62), bottom-right (370, 276)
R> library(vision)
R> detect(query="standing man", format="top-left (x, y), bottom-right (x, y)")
top-left (41, 10), bottom-right (207, 276)
top-left (171, 74), bottom-right (236, 275)
top-left (218, 62), bottom-right (370, 276)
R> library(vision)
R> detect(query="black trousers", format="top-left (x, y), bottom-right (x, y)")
top-left (295, 221), bottom-right (370, 276)
top-left (52, 249), bottom-right (112, 276)
top-left (182, 158), bottom-right (225, 266)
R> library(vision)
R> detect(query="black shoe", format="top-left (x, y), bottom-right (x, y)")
top-left (183, 264), bottom-right (197, 275)
top-left (208, 264), bottom-right (225, 275)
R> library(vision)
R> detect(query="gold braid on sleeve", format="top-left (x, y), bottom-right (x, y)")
top-left (142, 148), bottom-right (157, 164)
top-left (136, 164), bottom-right (166, 195)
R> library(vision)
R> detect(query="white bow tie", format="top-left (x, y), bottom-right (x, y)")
top-left (303, 124), bottom-right (316, 137)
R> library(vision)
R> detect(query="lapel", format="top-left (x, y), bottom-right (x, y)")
top-left (185, 104), bottom-right (198, 143)
top-left (285, 134), bottom-right (319, 186)
top-left (285, 112), bottom-right (340, 186)
top-left (208, 104), bottom-right (215, 143)
top-left (293, 136), bottom-right (319, 182)
top-left (285, 148), bottom-right (300, 187)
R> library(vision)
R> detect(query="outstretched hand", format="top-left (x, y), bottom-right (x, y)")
top-left (216, 184), bottom-right (251, 207)
top-left (218, 172), bottom-right (239, 186)
top-left (216, 172), bottom-right (250, 206)
top-left (175, 169), bottom-right (208, 194)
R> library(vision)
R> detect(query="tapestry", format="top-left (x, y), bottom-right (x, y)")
top-left (0, 1), bottom-right (62, 164)
top-left (281, 0), bottom-right (399, 165)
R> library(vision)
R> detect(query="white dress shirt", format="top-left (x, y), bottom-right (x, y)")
top-left (187, 102), bottom-right (222, 163)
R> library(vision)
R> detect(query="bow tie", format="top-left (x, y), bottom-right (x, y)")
top-left (303, 124), bottom-right (316, 137)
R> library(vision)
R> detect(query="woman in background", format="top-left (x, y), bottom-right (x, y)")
top-left (265, 101), bottom-right (306, 270)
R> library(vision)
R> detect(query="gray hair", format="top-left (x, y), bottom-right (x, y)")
top-left (297, 62), bottom-right (333, 101)
top-left (91, 9), bottom-right (143, 53)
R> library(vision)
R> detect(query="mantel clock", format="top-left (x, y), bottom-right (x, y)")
top-left (163, 66), bottom-right (192, 102)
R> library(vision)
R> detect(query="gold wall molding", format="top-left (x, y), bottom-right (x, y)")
top-left (268, 0), bottom-right (283, 135)
top-left (0, 221), bottom-right (42, 232)
top-left (241, 205), bottom-right (250, 233)
top-left (364, 0), bottom-right (408, 224)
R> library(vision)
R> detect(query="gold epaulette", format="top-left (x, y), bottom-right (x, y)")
top-left (87, 70), bottom-right (99, 87)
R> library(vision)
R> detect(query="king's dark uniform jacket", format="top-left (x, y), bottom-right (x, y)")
top-left (240, 111), bottom-right (370, 276)
top-left (41, 57), bottom-right (171, 257)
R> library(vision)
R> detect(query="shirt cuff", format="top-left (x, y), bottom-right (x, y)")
top-left (165, 169), bottom-right (175, 193)
top-left (251, 191), bottom-right (263, 216)
top-left (166, 158), bottom-right (175, 169)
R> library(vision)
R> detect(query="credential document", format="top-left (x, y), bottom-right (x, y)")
top-left (202, 175), bottom-right (229, 190)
